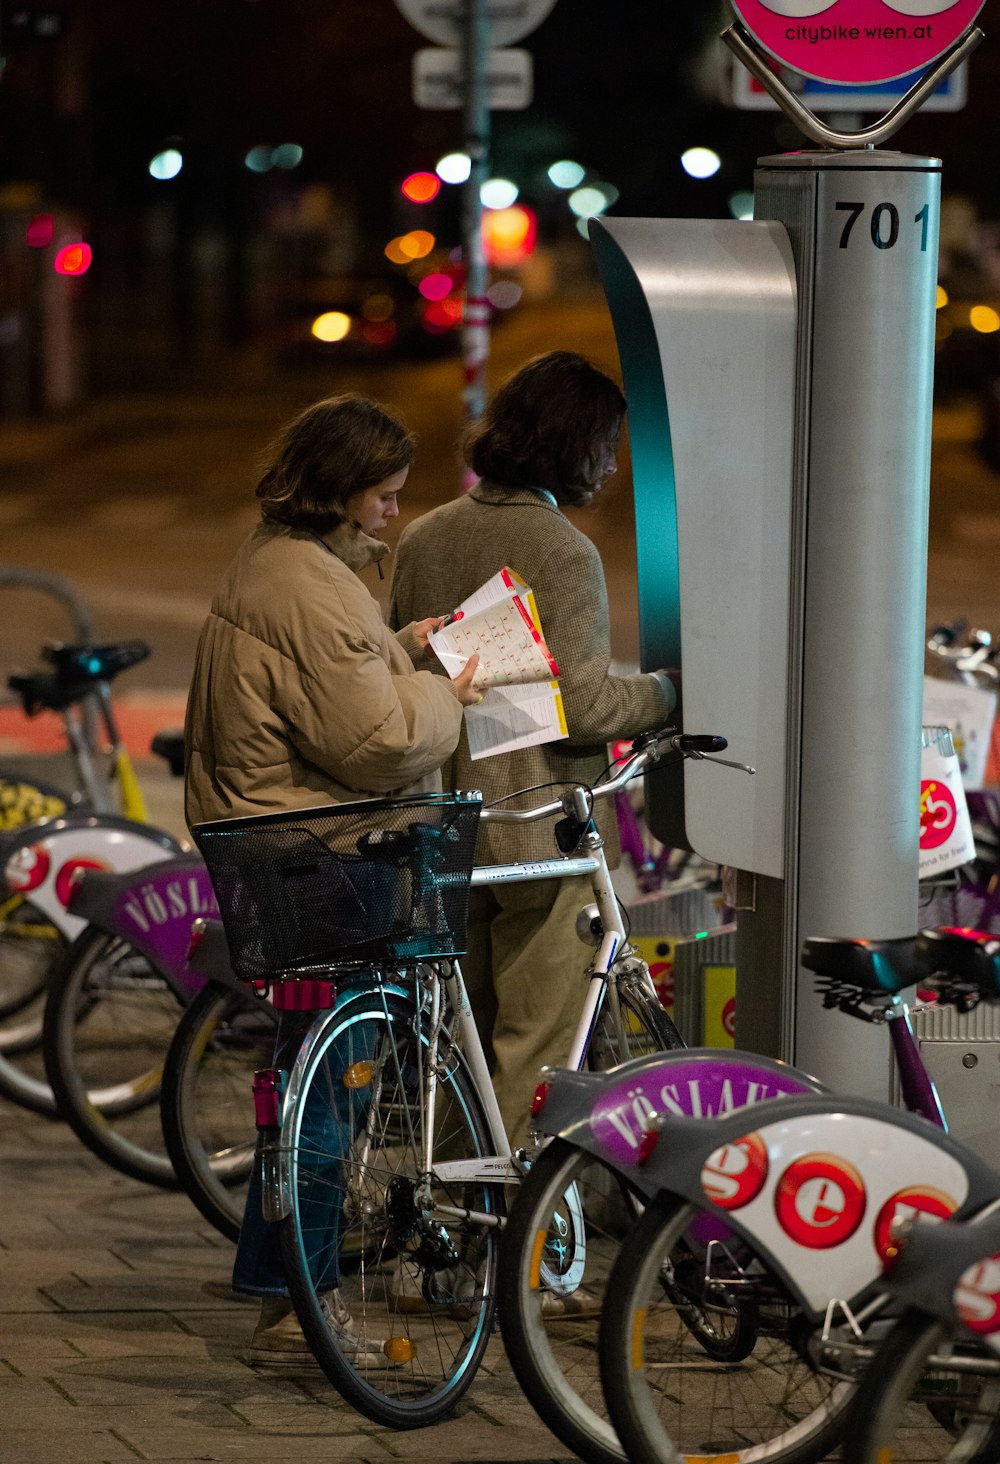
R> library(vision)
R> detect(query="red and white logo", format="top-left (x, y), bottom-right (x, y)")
top-left (954, 1255), bottom-right (1000, 1334)
top-left (920, 779), bottom-right (957, 850)
top-left (6, 843), bottom-right (51, 894)
top-left (702, 1132), bottom-right (769, 1211)
top-left (873, 1186), bottom-right (958, 1263)
top-left (774, 1153), bottom-right (867, 1248)
top-left (721, 997), bottom-right (737, 1039)
top-left (54, 857), bottom-right (111, 909)
top-left (649, 960), bottom-right (675, 1009)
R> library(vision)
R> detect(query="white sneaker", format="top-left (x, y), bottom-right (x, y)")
top-left (248, 1291), bottom-right (393, 1369)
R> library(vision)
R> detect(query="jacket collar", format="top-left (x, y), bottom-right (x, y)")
top-left (469, 481), bottom-right (563, 514)
top-left (317, 520), bottom-right (390, 572)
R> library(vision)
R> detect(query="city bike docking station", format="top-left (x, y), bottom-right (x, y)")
top-left (592, 0), bottom-right (987, 1102)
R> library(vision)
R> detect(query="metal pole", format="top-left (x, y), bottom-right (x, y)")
top-left (461, 0), bottom-right (491, 435)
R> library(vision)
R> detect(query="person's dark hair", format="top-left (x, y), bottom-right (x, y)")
top-left (463, 351), bottom-right (626, 507)
top-left (255, 393), bottom-right (415, 533)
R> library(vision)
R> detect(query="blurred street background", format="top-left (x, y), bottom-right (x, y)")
top-left (0, 0), bottom-right (999, 829)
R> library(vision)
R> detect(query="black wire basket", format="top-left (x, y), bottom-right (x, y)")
top-left (192, 793), bottom-right (482, 984)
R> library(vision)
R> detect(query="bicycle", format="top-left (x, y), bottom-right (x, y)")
top-left (840, 1203), bottom-right (1000, 1463)
top-left (191, 727), bottom-right (742, 1428)
top-left (0, 715), bottom-right (186, 1116)
top-left (591, 926), bottom-right (1000, 1464)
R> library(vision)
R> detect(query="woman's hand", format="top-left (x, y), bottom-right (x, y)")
top-left (411, 616), bottom-right (447, 653)
top-left (451, 654), bottom-right (484, 707)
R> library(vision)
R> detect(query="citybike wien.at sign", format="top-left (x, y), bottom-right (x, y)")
top-left (728, 0), bottom-right (986, 84)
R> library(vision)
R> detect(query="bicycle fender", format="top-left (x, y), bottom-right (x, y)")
top-left (534, 1048), bottom-right (827, 1199)
top-left (1, 814), bottom-right (183, 941)
top-left (66, 858), bottom-right (220, 995)
top-left (637, 1093), bottom-right (1000, 1322)
top-left (874, 1201), bottom-right (1000, 1347)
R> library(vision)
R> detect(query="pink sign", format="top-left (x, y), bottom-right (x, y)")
top-left (729, 0), bottom-right (985, 85)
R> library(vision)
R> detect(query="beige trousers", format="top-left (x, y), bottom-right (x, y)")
top-left (461, 875), bottom-right (593, 1150)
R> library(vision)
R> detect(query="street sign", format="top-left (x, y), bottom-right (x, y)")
top-left (412, 46), bottom-right (533, 108)
top-left (395, 0), bottom-right (556, 47)
top-left (728, 0), bottom-right (986, 85)
top-left (729, 55), bottom-right (968, 109)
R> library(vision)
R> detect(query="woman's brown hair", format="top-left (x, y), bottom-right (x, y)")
top-left (255, 393), bottom-right (415, 534)
top-left (463, 351), bottom-right (626, 507)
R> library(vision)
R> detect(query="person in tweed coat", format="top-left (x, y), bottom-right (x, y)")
top-left (389, 352), bottom-right (677, 1148)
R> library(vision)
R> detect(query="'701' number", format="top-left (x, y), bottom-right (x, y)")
top-left (836, 202), bottom-right (932, 253)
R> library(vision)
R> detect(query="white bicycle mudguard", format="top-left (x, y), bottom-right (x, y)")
top-left (2, 813), bottom-right (184, 941)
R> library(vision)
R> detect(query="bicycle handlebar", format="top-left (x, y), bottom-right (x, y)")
top-left (480, 728), bottom-right (751, 825)
top-left (927, 622), bottom-right (999, 685)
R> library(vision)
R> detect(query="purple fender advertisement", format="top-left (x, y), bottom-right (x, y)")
top-left (112, 864), bottom-right (219, 992)
top-left (587, 1051), bottom-right (823, 1170)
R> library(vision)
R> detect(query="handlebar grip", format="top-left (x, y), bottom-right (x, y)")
top-left (675, 734), bottom-right (728, 754)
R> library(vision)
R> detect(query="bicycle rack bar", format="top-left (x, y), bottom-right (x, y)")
top-left (721, 20), bottom-right (984, 152)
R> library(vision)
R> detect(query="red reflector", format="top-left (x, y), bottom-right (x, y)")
top-left (185, 918), bottom-right (208, 964)
top-left (271, 980), bottom-right (336, 1011)
top-left (530, 1081), bottom-right (551, 1117)
top-left (252, 1068), bottom-right (287, 1128)
top-left (637, 1127), bottom-right (660, 1165)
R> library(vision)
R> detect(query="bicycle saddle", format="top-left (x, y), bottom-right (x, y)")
top-left (918, 926), bottom-right (1000, 998)
top-left (801, 934), bottom-right (931, 994)
top-left (151, 729), bottom-right (185, 777)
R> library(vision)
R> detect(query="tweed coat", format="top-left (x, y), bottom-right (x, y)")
top-left (388, 482), bottom-right (673, 864)
top-left (185, 517), bottom-right (464, 826)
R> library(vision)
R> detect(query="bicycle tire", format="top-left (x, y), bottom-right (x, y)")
top-left (0, 894), bottom-right (66, 1114)
top-left (494, 974), bottom-right (684, 1464)
top-left (840, 1310), bottom-right (1000, 1464)
top-left (43, 925), bottom-right (189, 1187)
top-left (599, 1192), bottom-right (855, 1464)
top-left (161, 979), bottom-right (277, 1242)
top-left (278, 984), bottom-right (502, 1429)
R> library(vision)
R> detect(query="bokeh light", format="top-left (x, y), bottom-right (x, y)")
top-left (487, 280), bottom-right (522, 310)
top-left (422, 297), bottom-right (463, 333)
top-left (970, 305), bottom-right (1000, 334)
top-left (25, 214), bottom-right (54, 248)
top-left (149, 149), bottom-right (183, 181)
top-left (311, 311), bottom-right (351, 342)
top-left (481, 205), bottom-right (537, 266)
top-left (729, 191), bottom-right (755, 220)
top-left (681, 147), bottom-right (722, 180)
top-left (362, 319), bottom-right (397, 348)
top-left (568, 186), bottom-right (609, 219)
top-left (244, 146), bottom-right (273, 173)
top-left (548, 160), bottom-right (585, 189)
top-left (385, 230), bottom-right (435, 264)
top-left (937, 286), bottom-right (949, 309)
top-left (418, 273), bottom-right (453, 302)
top-left (54, 243), bottom-right (93, 276)
top-left (480, 177), bottom-right (519, 210)
top-left (436, 152), bottom-right (472, 184)
top-left (402, 172), bottom-right (441, 204)
top-left (272, 143), bottom-right (303, 170)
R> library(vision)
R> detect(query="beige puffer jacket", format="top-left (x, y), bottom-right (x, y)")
top-left (184, 518), bottom-right (464, 827)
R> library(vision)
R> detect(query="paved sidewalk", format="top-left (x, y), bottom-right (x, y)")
top-left (0, 1104), bottom-right (572, 1464)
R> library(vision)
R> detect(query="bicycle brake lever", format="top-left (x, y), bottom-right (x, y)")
top-left (690, 751), bottom-right (756, 775)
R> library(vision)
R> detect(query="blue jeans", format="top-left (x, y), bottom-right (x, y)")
top-left (232, 1007), bottom-right (374, 1298)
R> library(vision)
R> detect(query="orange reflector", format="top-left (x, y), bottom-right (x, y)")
top-left (631, 1307), bottom-right (645, 1371)
top-left (528, 1227), bottom-right (547, 1290)
top-left (343, 1061), bottom-right (374, 1090)
top-left (384, 1336), bottom-right (415, 1364)
top-left (681, 1455), bottom-right (741, 1463)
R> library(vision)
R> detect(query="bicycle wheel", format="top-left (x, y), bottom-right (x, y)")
top-left (497, 1137), bottom-right (641, 1464)
top-left (841, 1311), bottom-right (1000, 1464)
top-left (493, 973), bottom-right (684, 1464)
top-left (161, 979), bottom-right (277, 1241)
top-left (43, 926), bottom-right (189, 1186)
top-left (279, 985), bottom-right (501, 1429)
top-left (0, 894), bottom-right (66, 1114)
top-left (599, 1192), bottom-right (855, 1464)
